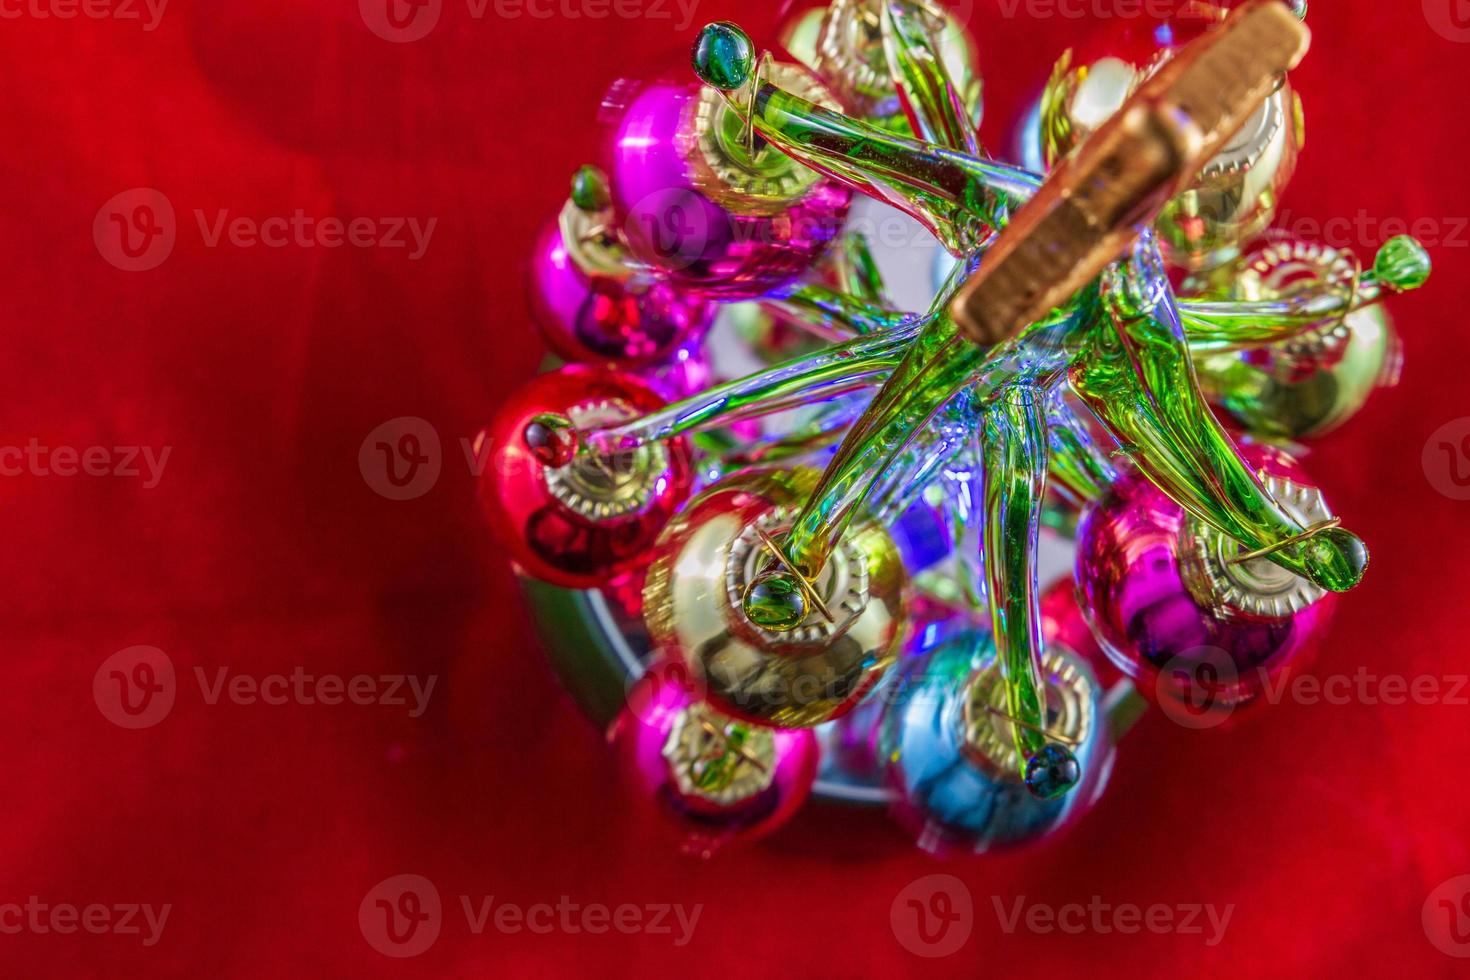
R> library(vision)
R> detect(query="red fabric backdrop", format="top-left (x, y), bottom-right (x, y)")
top-left (2, 0), bottom-right (1468, 975)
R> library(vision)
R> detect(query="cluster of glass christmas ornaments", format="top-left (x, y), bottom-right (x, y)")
top-left (480, 0), bottom-right (1431, 857)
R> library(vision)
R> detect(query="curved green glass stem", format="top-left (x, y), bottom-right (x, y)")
top-left (1178, 275), bottom-right (1393, 352)
top-left (765, 282), bottom-right (912, 339)
top-left (836, 231), bottom-right (887, 305)
top-left (1068, 236), bottom-right (1366, 592)
top-left (701, 398), bottom-right (866, 478)
top-left (583, 323), bottom-right (916, 453)
top-left (1045, 393), bottom-right (1117, 506)
top-left (778, 302), bottom-right (1081, 581)
top-left (783, 318), bottom-right (984, 576)
top-left (1180, 237), bottom-right (1428, 351)
top-left (880, 0), bottom-right (980, 155)
top-left (737, 79), bottom-right (1037, 252)
top-left (980, 387), bottom-right (1049, 763)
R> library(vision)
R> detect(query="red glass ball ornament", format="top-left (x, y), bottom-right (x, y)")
top-left (480, 365), bottom-right (693, 589)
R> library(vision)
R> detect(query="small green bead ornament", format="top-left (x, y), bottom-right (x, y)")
top-left (693, 22), bottom-right (755, 91)
top-left (569, 164), bottom-right (611, 213)
top-left (742, 574), bottom-right (806, 631)
top-left (1024, 744), bottom-right (1081, 800)
top-left (1373, 235), bottom-right (1432, 292)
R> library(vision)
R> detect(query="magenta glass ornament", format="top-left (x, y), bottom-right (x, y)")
top-left (479, 365), bottom-right (693, 590)
top-left (527, 220), bottom-right (713, 368)
top-left (612, 662), bottom-right (818, 858)
top-left (641, 342), bottom-right (712, 402)
top-left (602, 78), bottom-right (851, 299)
top-left (1075, 443), bottom-right (1336, 713)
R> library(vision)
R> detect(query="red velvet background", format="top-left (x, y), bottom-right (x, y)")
top-left (2, 0), bottom-right (1468, 975)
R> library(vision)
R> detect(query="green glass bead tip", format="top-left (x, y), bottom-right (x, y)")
top-left (569, 165), bottom-right (611, 213)
top-left (1372, 235), bottom-right (1432, 292)
top-left (692, 22), bottom-right (754, 91)
top-left (742, 573), bottom-right (806, 631)
top-left (1299, 526), bottom-right (1369, 593)
top-left (1024, 743), bottom-right (1081, 800)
